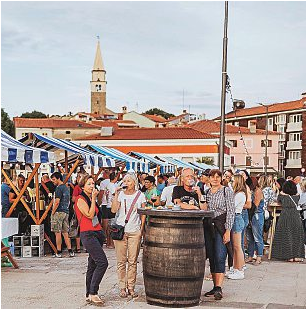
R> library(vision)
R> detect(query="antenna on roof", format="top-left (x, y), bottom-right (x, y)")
top-left (183, 89), bottom-right (185, 111)
top-left (97, 35), bottom-right (100, 41)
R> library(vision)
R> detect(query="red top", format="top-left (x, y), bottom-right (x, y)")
top-left (75, 195), bottom-right (102, 232)
top-left (73, 185), bottom-right (82, 198)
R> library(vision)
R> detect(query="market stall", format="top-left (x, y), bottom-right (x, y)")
top-left (1, 130), bottom-right (56, 256)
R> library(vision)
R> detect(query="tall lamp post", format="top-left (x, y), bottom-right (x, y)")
top-left (219, 1), bottom-right (229, 173)
top-left (258, 103), bottom-right (269, 176)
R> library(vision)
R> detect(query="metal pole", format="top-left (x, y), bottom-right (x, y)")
top-left (219, 1), bottom-right (229, 172)
top-left (265, 106), bottom-right (268, 176)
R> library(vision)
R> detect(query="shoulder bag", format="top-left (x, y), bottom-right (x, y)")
top-left (110, 191), bottom-right (141, 240)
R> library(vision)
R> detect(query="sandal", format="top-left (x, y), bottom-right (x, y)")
top-left (119, 289), bottom-right (128, 298)
top-left (253, 259), bottom-right (262, 266)
top-left (75, 249), bottom-right (81, 253)
top-left (89, 294), bottom-right (105, 305)
top-left (245, 257), bottom-right (254, 263)
top-left (128, 290), bottom-right (139, 298)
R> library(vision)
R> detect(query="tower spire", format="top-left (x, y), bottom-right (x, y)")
top-left (93, 39), bottom-right (105, 71)
top-left (91, 38), bottom-right (107, 115)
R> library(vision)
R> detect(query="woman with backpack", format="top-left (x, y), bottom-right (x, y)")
top-left (111, 171), bottom-right (146, 298)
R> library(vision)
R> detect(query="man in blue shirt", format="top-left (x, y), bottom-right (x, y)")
top-left (1, 175), bottom-right (11, 217)
top-left (51, 172), bottom-right (74, 258)
top-left (156, 175), bottom-right (166, 193)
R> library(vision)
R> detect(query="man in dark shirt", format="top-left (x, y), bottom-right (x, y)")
top-left (51, 172), bottom-right (74, 258)
top-left (40, 174), bottom-right (56, 203)
top-left (172, 168), bottom-right (205, 210)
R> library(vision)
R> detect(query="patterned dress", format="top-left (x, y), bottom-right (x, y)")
top-left (271, 194), bottom-right (305, 260)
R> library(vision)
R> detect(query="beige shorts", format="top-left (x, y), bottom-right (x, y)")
top-left (51, 212), bottom-right (69, 233)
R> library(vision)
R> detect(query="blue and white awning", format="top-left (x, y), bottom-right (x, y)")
top-left (129, 152), bottom-right (175, 174)
top-left (192, 162), bottom-right (218, 170)
top-left (20, 133), bottom-right (115, 168)
top-left (89, 145), bottom-right (149, 173)
top-left (1, 130), bottom-right (54, 164)
top-left (158, 156), bottom-right (200, 171)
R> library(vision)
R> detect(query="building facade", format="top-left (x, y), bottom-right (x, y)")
top-left (216, 94), bottom-right (306, 177)
top-left (74, 127), bottom-right (231, 167)
top-left (13, 118), bottom-right (101, 140)
top-left (188, 120), bottom-right (279, 174)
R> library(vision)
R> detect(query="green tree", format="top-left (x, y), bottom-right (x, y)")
top-left (144, 108), bottom-right (175, 120)
top-left (197, 157), bottom-right (214, 166)
top-left (1, 108), bottom-right (15, 137)
top-left (20, 110), bottom-right (47, 118)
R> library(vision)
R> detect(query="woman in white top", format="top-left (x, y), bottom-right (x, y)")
top-left (228, 174), bottom-right (247, 280)
top-left (111, 172), bottom-right (146, 299)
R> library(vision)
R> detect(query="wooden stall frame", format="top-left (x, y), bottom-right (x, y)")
top-left (2, 166), bottom-right (57, 254)
top-left (3, 165), bottom-right (39, 222)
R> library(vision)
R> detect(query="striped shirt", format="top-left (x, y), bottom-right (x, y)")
top-left (206, 186), bottom-right (235, 230)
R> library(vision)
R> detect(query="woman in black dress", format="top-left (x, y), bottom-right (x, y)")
top-left (271, 180), bottom-right (305, 262)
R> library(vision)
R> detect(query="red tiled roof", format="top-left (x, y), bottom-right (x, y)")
top-left (13, 118), bottom-right (101, 129)
top-left (216, 98), bottom-right (306, 120)
top-left (168, 113), bottom-right (189, 122)
top-left (75, 127), bottom-right (218, 141)
top-left (142, 114), bottom-right (167, 123)
top-left (91, 120), bottom-right (138, 128)
top-left (188, 120), bottom-right (278, 135)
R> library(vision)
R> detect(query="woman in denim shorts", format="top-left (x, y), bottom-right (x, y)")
top-left (227, 175), bottom-right (247, 280)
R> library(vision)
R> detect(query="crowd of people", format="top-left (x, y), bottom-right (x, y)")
top-left (1, 167), bottom-right (306, 305)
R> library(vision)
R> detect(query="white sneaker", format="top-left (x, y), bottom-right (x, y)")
top-left (225, 267), bottom-right (234, 277)
top-left (227, 269), bottom-right (244, 280)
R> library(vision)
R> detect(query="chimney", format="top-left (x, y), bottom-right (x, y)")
top-left (248, 120), bottom-right (257, 134)
top-left (122, 106), bottom-right (127, 114)
top-left (301, 92), bottom-right (306, 99)
top-left (183, 109), bottom-right (187, 114)
top-left (100, 127), bottom-right (114, 136)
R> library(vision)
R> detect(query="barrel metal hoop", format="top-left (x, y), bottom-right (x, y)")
top-left (144, 241), bottom-right (205, 249)
top-left (144, 272), bottom-right (203, 282)
top-left (148, 222), bottom-right (203, 228)
top-left (146, 292), bottom-right (200, 301)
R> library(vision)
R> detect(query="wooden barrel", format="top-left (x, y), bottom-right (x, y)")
top-left (138, 209), bottom-right (214, 308)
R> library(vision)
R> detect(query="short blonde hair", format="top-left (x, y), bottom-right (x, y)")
top-left (123, 172), bottom-right (139, 190)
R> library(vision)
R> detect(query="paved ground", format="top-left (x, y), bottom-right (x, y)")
top-left (1, 248), bottom-right (306, 309)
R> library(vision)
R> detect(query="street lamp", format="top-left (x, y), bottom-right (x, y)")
top-left (258, 103), bottom-right (269, 176)
top-left (218, 1), bottom-right (229, 173)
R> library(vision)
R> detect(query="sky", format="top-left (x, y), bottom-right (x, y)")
top-left (1, 1), bottom-right (306, 120)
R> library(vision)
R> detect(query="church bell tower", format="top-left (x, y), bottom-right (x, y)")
top-left (91, 40), bottom-right (106, 115)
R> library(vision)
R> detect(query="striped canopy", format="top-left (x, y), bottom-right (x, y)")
top-left (129, 151), bottom-right (175, 174)
top-left (20, 133), bottom-right (115, 168)
top-left (89, 145), bottom-right (149, 172)
top-left (157, 156), bottom-right (200, 171)
top-left (1, 130), bottom-right (54, 164)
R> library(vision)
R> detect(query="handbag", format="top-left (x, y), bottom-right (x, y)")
top-left (68, 213), bottom-right (82, 238)
top-left (110, 191), bottom-right (141, 240)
